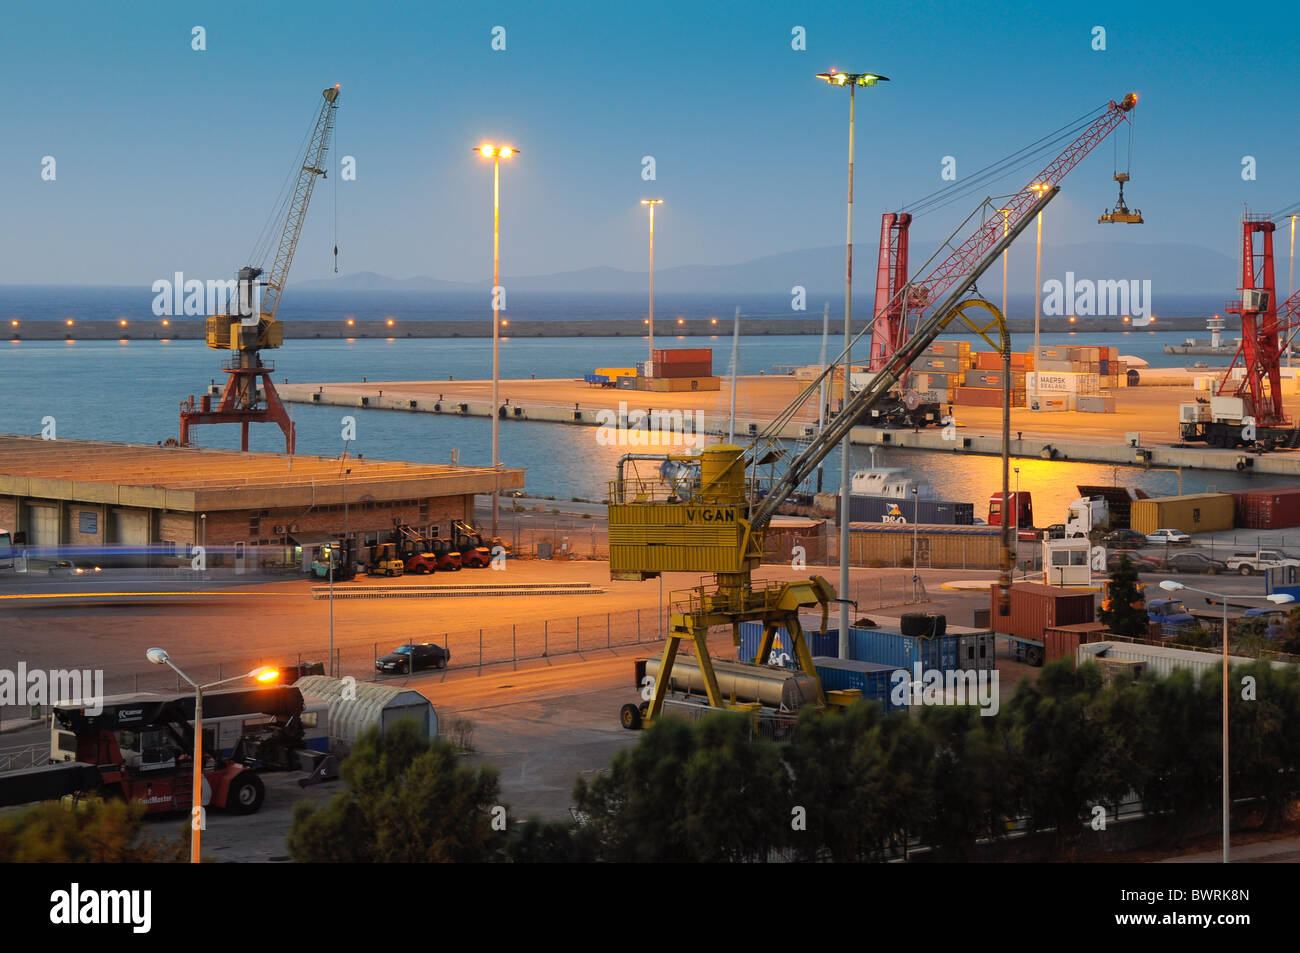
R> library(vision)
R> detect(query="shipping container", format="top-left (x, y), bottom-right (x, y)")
top-left (1027, 371), bottom-right (1101, 394)
top-left (844, 494), bottom-right (975, 525)
top-left (846, 523), bottom-right (1002, 569)
top-left (652, 348), bottom-right (712, 365)
top-left (616, 376), bottom-right (638, 390)
top-left (955, 386), bottom-right (1027, 408)
top-left (1075, 395), bottom-right (1117, 413)
top-left (1234, 486), bottom-right (1300, 529)
top-left (737, 621), bottom-right (838, 667)
top-left (907, 371), bottom-right (959, 390)
top-left (1032, 395), bottom-right (1071, 412)
top-left (645, 376), bottom-right (721, 392)
top-left (989, 583), bottom-right (1095, 645)
top-left (1043, 622), bottom-right (1110, 664)
top-left (1076, 641), bottom-right (1290, 681)
top-left (1130, 493), bottom-right (1235, 535)
top-left (956, 632), bottom-right (997, 671)
top-left (964, 370), bottom-right (1027, 389)
top-left (594, 367), bottom-right (637, 380)
top-left (812, 657), bottom-right (905, 709)
top-left (656, 362), bottom-right (713, 378)
top-left (847, 627), bottom-right (961, 672)
top-left (919, 356), bottom-right (962, 373)
top-left (923, 340), bottom-right (972, 359)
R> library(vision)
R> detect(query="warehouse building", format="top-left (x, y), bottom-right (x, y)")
top-left (0, 435), bottom-right (524, 569)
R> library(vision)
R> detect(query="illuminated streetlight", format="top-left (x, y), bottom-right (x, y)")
top-left (1156, 580), bottom-right (1294, 864)
top-left (145, 647), bottom-right (278, 863)
top-left (476, 142), bottom-right (520, 537)
top-left (816, 66), bottom-right (890, 660)
top-left (641, 199), bottom-right (662, 363)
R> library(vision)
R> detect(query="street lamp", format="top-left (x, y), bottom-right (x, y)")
top-left (817, 66), bottom-right (889, 660)
top-left (641, 199), bottom-right (663, 363)
top-left (1030, 182), bottom-right (1050, 407)
top-left (145, 648), bottom-right (277, 863)
top-left (1289, 215), bottom-right (1297, 368)
top-left (1157, 580), bottom-right (1294, 864)
top-left (998, 207), bottom-right (1012, 321)
top-left (911, 486), bottom-right (919, 598)
top-left (1013, 467), bottom-right (1020, 574)
top-left (199, 513), bottom-right (206, 580)
top-left (329, 467), bottom-right (352, 679)
top-left (475, 142), bottom-right (519, 538)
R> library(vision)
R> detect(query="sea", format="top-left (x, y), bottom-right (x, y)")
top-left (0, 286), bottom-right (1264, 517)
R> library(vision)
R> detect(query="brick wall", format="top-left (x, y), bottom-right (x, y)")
top-left (65, 504), bottom-right (105, 545)
top-left (195, 494), bottom-right (471, 546)
top-left (0, 497), bottom-right (15, 533)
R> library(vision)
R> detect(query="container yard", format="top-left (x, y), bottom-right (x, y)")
top-left (1129, 492), bottom-right (1237, 535)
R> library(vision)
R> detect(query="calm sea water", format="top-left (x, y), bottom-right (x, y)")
top-left (0, 330), bottom-right (1266, 515)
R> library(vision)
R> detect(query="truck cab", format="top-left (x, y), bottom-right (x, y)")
top-left (1065, 496), bottom-right (1109, 538)
top-left (1147, 598), bottom-right (1195, 634)
top-left (1226, 550), bottom-right (1300, 576)
top-left (988, 491), bottom-right (1036, 540)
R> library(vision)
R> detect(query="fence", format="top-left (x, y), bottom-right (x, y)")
top-left (0, 744), bottom-right (46, 773)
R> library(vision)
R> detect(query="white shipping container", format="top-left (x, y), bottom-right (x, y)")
top-left (1077, 642), bottom-right (1291, 680)
top-left (1028, 372), bottom-right (1101, 394)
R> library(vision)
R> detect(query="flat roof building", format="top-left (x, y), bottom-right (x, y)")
top-left (0, 435), bottom-right (524, 568)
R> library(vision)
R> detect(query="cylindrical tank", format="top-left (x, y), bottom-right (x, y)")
top-left (645, 654), bottom-right (820, 711)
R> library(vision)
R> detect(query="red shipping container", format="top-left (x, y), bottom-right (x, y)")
top-left (653, 348), bottom-right (712, 364)
top-left (656, 361), bottom-right (713, 378)
top-left (990, 582), bottom-right (1095, 643)
top-left (1239, 486), bottom-right (1300, 529)
top-left (1043, 623), bottom-right (1110, 665)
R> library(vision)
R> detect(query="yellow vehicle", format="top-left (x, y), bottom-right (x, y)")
top-left (368, 542), bottom-right (405, 578)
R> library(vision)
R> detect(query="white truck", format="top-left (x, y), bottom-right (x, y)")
top-left (1225, 549), bottom-right (1300, 576)
top-left (1065, 497), bottom-right (1110, 538)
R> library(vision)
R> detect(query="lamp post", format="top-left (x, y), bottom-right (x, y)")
top-left (199, 513), bottom-right (206, 581)
top-left (1289, 215), bottom-right (1297, 368)
top-left (1013, 467), bottom-right (1020, 574)
top-left (1030, 183), bottom-right (1050, 407)
top-left (817, 67), bottom-right (889, 659)
top-left (641, 199), bottom-right (662, 364)
top-left (911, 486), bottom-right (919, 598)
top-left (1157, 580), bottom-right (1294, 864)
top-left (145, 648), bottom-right (277, 863)
top-left (475, 143), bottom-right (519, 538)
top-left (999, 207), bottom-right (1012, 321)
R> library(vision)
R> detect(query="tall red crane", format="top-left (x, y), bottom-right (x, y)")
top-left (1217, 214), bottom-right (1300, 427)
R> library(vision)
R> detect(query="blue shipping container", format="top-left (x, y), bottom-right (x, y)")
top-left (813, 658), bottom-right (906, 711)
top-left (843, 495), bottom-right (975, 525)
top-left (847, 627), bottom-right (961, 673)
top-left (738, 621), bottom-right (838, 668)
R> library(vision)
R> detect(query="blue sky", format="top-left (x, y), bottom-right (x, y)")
top-left (1, 0), bottom-right (1297, 287)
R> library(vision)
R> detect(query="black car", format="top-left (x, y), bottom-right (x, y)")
top-left (375, 642), bottom-right (450, 675)
top-left (1163, 551), bottom-right (1228, 575)
top-left (1042, 523), bottom-right (1067, 540)
top-left (1102, 528), bottom-right (1146, 547)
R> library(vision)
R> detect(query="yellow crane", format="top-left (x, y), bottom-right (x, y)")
top-left (179, 85), bottom-right (341, 453)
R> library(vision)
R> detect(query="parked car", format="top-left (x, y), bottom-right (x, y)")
top-left (47, 560), bottom-right (101, 576)
top-left (1107, 550), bottom-right (1160, 572)
top-left (1102, 528), bottom-right (1146, 547)
top-left (1163, 551), bottom-right (1228, 575)
top-left (1145, 529), bottom-right (1191, 546)
top-left (1224, 550), bottom-right (1300, 576)
top-left (375, 642), bottom-right (450, 675)
top-left (1042, 523), bottom-right (1067, 540)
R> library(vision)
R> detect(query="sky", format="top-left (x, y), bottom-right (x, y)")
top-left (1, 0), bottom-right (1297, 288)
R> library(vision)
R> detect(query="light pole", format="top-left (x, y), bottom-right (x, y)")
top-left (1013, 467), bottom-right (1020, 575)
top-left (1289, 215), bottom-right (1297, 368)
top-left (641, 199), bottom-right (662, 364)
top-left (145, 648), bottom-right (277, 863)
top-left (1157, 580), bottom-right (1293, 864)
top-left (817, 67), bottom-right (889, 659)
top-left (999, 207), bottom-right (1012, 321)
top-left (476, 143), bottom-right (518, 538)
top-left (911, 486), bottom-right (919, 598)
top-left (1030, 182), bottom-right (1050, 407)
top-left (199, 513), bottom-right (206, 581)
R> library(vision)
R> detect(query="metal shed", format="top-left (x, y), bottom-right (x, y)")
top-left (295, 676), bottom-right (437, 754)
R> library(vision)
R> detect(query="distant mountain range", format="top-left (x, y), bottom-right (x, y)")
top-left (295, 240), bottom-right (1236, 296)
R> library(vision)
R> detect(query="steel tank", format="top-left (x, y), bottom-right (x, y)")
top-left (645, 654), bottom-right (820, 711)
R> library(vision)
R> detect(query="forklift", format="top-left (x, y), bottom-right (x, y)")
top-left (450, 519), bottom-right (504, 569)
top-left (367, 541), bottom-right (405, 577)
top-left (311, 538), bottom-right (357, 581)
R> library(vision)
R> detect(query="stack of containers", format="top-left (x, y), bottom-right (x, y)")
top-left (642, 348), bottom-right (719, 391)
top-left (906, 340), bottom-right (969, 404)
top-left (1026, 345), bottom-right (1106, 412)
top-left (812, 658), bottom-right (906, 712)
top-left (954, 369), bottom-right (1027, 407)
top-left (736, 621), bottom-right (838, 668)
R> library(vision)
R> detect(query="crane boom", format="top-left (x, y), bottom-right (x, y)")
top-left (261, 85), bottom-right (340, 325)
top-left (749, 93), bottom-right (1138, 526)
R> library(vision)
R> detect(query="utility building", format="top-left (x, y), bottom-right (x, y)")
top-left (0, 435), bottom-right (523, 569)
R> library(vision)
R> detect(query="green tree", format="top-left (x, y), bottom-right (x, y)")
top-left (916, 705), bottom-right (1016, 860)
top-left (1099, 554), bottom-right (1147, 638)
top-left (1227, 660), bottom-right (1300, 829)
top-left (0, 798), bottom-right (186, 862)
top-left (505, 817), bottom-right (598, 863)
top-left (574, 712), bottom-right (788, 862)
top-left (287, 719), bottom-right (505, 862)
